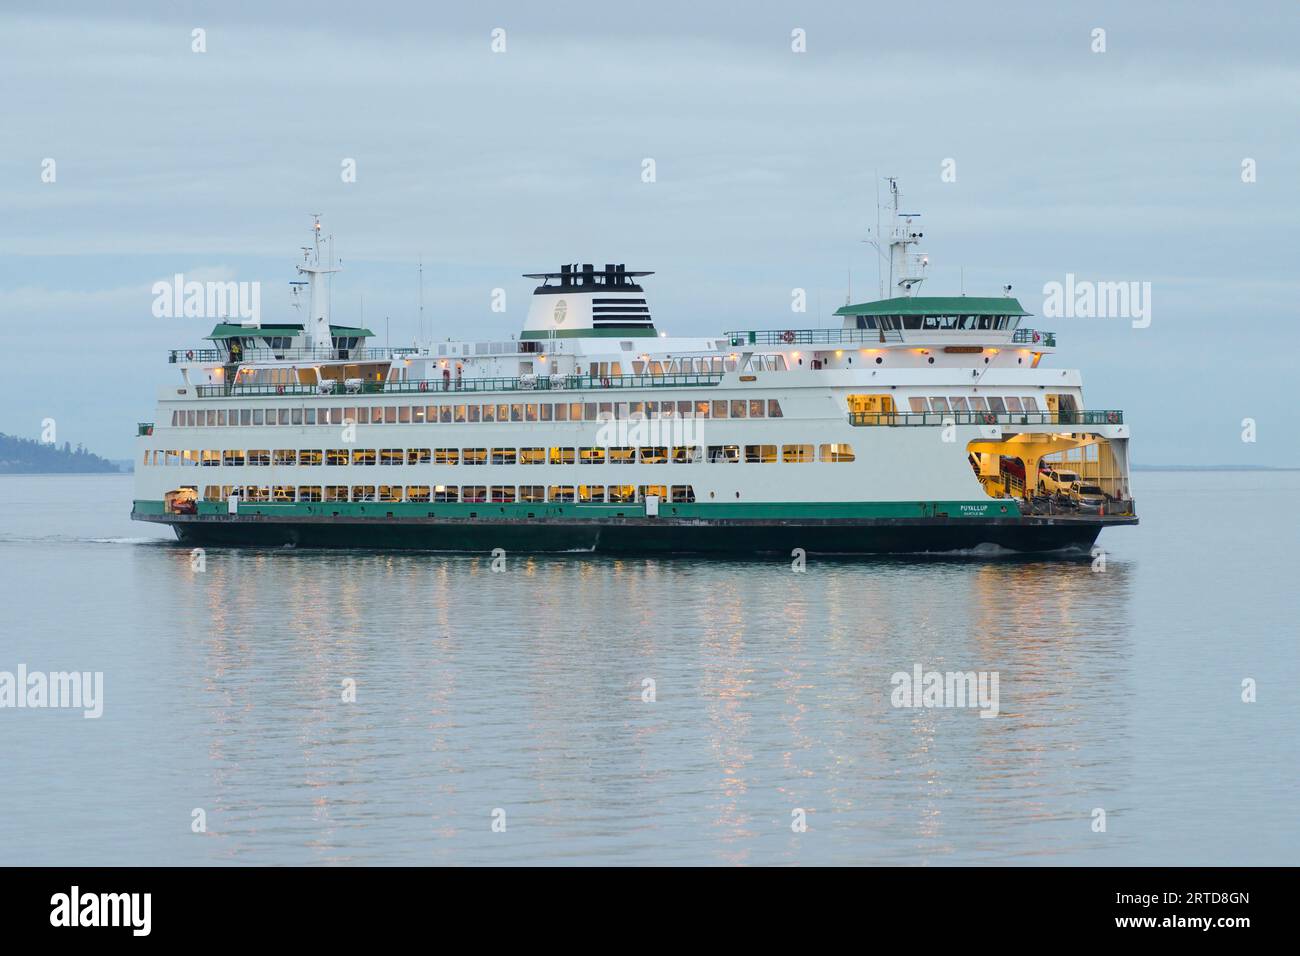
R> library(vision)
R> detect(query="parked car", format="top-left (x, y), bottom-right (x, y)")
top-left (1068, 481), bottom-right (1108, 512)
top-left (1039, 467), bottom-right (1081, 496)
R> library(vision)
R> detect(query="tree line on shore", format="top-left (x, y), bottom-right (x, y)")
top-left (0, 433), bottom-right (122, 474)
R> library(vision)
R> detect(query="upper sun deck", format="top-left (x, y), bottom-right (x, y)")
top-left (727, 297), bottom-right (1053, 350)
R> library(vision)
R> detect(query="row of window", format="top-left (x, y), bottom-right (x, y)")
top-left (169, 398), bottom-right (786, 428)
top-left (146, 443), bottom-right (857, 467)
top-left (201, 484), bottom-right (696, 504)
top-left (908, 395), bottom-right (1042, 414)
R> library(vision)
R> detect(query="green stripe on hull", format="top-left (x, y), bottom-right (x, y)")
top-left (134, 498), bottom-right (1023, 520)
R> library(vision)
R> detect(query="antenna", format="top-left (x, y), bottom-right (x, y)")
top-left (861, 173), bottom-right (889, 301)
top-left (418, 257), bottom-right (425, 343)
top-left (876, 175), bottom-right (884, 299)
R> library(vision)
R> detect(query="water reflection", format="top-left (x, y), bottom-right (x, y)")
top-left (139, 546), bottom-right (1141, 864)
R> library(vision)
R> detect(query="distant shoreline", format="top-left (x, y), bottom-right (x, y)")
top-left (0, 470), bottom-right (130, 477)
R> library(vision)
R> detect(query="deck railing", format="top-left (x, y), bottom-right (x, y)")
top-left (170, 346), bottom-right (418, 364)
top-left (1011, 329), bottom-right (1056, 346)
top-left (849, 409), bottom-right (1124, 427)
top-left (195, 372), bottom-right (725, 399)
top-left (726, 328), bottom-right (905, 347)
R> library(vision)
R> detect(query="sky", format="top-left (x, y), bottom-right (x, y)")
top-left (2, 0), bottom-right (1298, 463)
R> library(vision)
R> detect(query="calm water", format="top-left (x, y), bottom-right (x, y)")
top-left (0, 472), bottom-right (1296, 866)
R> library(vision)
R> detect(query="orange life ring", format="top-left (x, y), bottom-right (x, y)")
top-left (781, 330), bottom-right (796, 344)
top-left (185, 350), bottom-right (194, 360)
top-left (983, 413), bottom-right (996, 424)
top-left (419, 381), bottom-right (429, 392)
top-left (276, 385), bottom-right (285, 395)
top-left (601, 377), bottom-right (611, 389)
top-left (1107, 411), bottom-right (1118, 424)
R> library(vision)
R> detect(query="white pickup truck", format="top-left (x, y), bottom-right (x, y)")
top-left (1039, 467), bottom-right (1081, 496)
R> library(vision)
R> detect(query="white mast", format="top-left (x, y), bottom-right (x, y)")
top-left (886, 178), bottom-right (928, 296)
top-left (297, 214), bottom-right (341, 351)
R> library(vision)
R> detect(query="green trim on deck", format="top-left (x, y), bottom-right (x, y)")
top-left (519, 327), bottom-right (660, 340)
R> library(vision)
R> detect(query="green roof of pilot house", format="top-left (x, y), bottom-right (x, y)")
top-left (205, 323), bottom-right (376, 340)
top-left (835, 296), bottom-right (1031, 317)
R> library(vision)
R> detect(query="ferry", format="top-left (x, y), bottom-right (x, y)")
top-left (131, 184), bottom-right (1137, 554)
